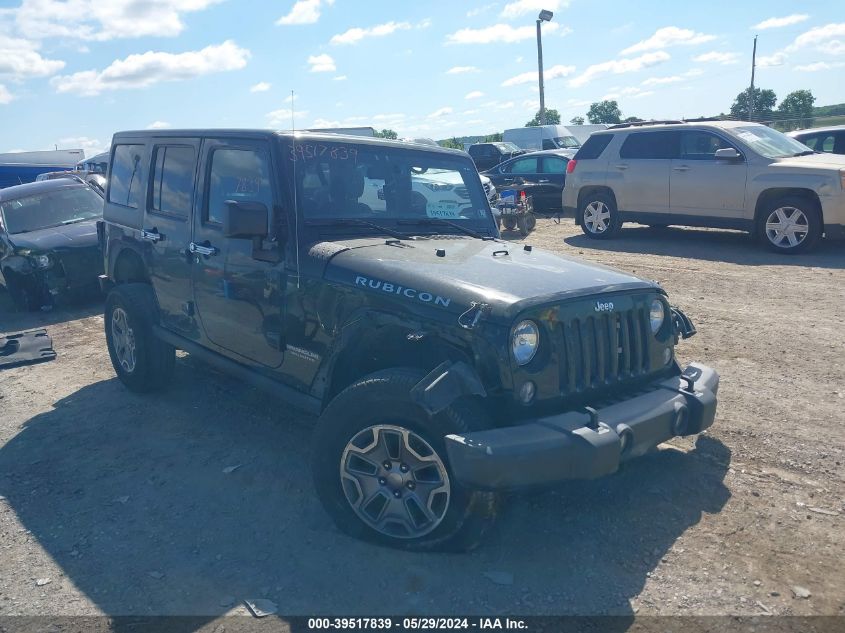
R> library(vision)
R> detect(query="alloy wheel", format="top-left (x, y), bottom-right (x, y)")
top-left (340, 424), bottom-right (451, 539)
top-left (584, 201), bottom-right (611, 234)
top-left (765, 206), bottom-right (809, 249)
top-left (111, 306), bottom-right (137, 373)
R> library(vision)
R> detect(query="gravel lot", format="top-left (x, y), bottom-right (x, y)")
top-left (1, 218), bottom-right (843, 622)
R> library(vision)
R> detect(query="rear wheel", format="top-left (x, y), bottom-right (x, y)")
top-left (579, 192), bottom-right (621, 239)
top-left (312, 368), bottom-right (499, 551)
top-left (517, 213), bottom-right (536, 236)
top-left (104, 283), bottom-right (175, 392)
top-left (758, 196), bottom-right (822, 254)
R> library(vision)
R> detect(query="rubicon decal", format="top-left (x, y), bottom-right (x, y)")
top-left (354, 276), bottom-right (451, 307)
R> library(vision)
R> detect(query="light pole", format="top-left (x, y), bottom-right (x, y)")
top-left (536, 9), bottom-right (553, 125)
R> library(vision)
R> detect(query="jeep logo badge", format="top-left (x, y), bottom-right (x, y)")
top-left (594, 301), bottom-right (614, 312)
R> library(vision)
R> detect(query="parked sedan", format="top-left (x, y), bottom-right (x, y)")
top-left (0, 179), bottom-right (104, 310)
top-left (788, 125), bottom-right (845, 155)
top-left (481, 149), bottom-right (574, 213)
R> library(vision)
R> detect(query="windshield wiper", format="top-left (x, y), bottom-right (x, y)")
top-left (792, 150), bottom-right (816, 157)
top-left (304, 218), bottom-right (412, 240)
top-left (397, 217), bottom-right (492, 240)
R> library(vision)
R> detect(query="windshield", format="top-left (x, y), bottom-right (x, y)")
top-left (730, 125), bottom-right (813, 159)
top-left (554, 136), bottom-right (580, 149)
top-left (0, 186), bottom-right (103, 234)
top-left (289, 142), bottom-right (493, 232)
top-left (495, 142), bottom-right (522, 153)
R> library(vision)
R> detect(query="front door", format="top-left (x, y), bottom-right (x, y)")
top-left (670, 130), bottom-right (748, 218)
top-left (191, 138), bottom-right (286, 368)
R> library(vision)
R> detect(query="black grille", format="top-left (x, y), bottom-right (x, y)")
top-left (455, 186), bottom-right (470, 199)
top-left (558, 306), bottom-right (651, 393)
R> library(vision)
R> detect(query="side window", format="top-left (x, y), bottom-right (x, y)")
top-left (574, 134), bottom-right (612, 160)
top-left (469, 146), bottom-right (482, 158)
top-left (149, 146), bottom-right (196, 218)
top-left (799, 135), bottom-right (819, 150)
top-left (108, 144), bottom-right (144, 208)
top-left (679, 131), bottom-right (735, 160)
top-left (541, 139), bottom-right (556, 150)
top-left (541, 156), bottom-right (568, 174)
top-left (206, 147), bottom-right (273, 225)
top-left (820, 135), bottom-right (835, 153)
top-left (619, 131), bottom-right (679, 159)
top-left (507, 157), bottom-right (538, 174)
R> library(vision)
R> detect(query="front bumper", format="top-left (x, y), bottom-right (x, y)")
top-left (445, 362), bottom-right (719, 490)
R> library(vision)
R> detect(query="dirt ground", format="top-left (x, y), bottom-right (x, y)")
top-left (1, 219), bottom-right (843, 623)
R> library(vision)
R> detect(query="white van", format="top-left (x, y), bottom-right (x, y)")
top-left (503, 125), bottom-right (581, 151)
top-left (566, 124), bottom-right (611, 145)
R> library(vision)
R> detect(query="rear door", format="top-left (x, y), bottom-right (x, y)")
top-left (191, 137), bottom-right (285, 368)
top-left (538, 155), bottom-right (568, 211)
top-left (613, 131), bottom-right (678, 214)
top-left (143, 140), bottom-right (199, 336)
top-left (670, 130), bottom-right (747, 218)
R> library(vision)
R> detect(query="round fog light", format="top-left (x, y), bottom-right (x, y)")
top-left (519, 381), bottom-right (536, 405)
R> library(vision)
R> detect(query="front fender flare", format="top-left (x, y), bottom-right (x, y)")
top-left (410, 360), bottom-right (487, 416)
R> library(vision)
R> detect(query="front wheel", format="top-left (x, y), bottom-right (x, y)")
top-left (758, 196), bottom-right (822, 254)
top-left (579, 192), bottom-right (621, 239)
top-left (311, 369), bottom-right (499, 551)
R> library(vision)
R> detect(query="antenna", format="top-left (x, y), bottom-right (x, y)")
top-left (291, 90), bottom-right (301, 289)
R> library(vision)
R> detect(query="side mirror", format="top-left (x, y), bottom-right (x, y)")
top-left (714, 148), bottom-right (741, 161)
top-left (223, 200), bottom-right (268, 239)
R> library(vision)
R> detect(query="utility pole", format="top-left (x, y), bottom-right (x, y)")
top-left (749, 35), bottom-right (757, 121)
top-left (536, 10), bottom-right (553, 125)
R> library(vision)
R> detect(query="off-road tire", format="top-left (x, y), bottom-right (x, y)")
top-left (501, 216), bottom-right (517, 231)
top-left (104, 283), bottom-right (175, 393)
top-left (312, 368), bottom-right (500, 552)
top-left (579, 192), bottom-right (621, 239)
top-left (757, 195), bottom-right (822, 254)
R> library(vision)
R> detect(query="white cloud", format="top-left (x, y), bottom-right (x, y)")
top-left (373, 113), bottom-right (405, 122)
top-left (465, 90), bottom-right (484, 99)
top-left (790, 23), bottom-right (845, 50)
top-left (0, 35), bottom-right (65, 79)
top-left (818, 40), bottom-right (845, 55)
top-left (277, 0), bottom-right (334, 26)
top-left (467, 3), bottom-right (496, 17)
top-left (500, 0), bottom-right (568, 18)
top-left (446, 65), bottom-right (480, 74)
top-left (0, 84), bottom-right (13, 104)
top-left (621, 26), bottom-right (716, 55)
top-left (330, 21), bottom-right (411, 45)
top-left (58, 136), bottom-right (105, 155)
top-left (146, 121), bottom-right (171, 129)
top-left (428, 107), bottom-right (453, 119)
top-left (332, 75), bottom-right (347, 81)
top-left (757, 52), bottom-right (787, 68)
top-left (250, 81), bottom-right (271, 93)
top-left (752, 14), bottom-right (809, 30)
top-left (693, 51), bottom-right (740, 64)
top-left (447, 22), bottom-right (559, 44)
top-left (794, 61), bottom-right (845, 72)
top-left (267, 107), bottom-right (309, 127)
top-left (501, 63), bottom-right (575, 86)
top-left (641, 75), bottom-right (683, 86)
top-left (12, 0), bottom-right (224, 41)
top-left (568, 51), bottom-right (670, 88)
top-left (308, 53), bottom-right (336, 72)
top-left (51, 40), bottom-right (250, 96)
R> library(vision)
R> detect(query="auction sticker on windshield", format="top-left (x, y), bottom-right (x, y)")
top-left (426, 201), bottom-right (462, 218)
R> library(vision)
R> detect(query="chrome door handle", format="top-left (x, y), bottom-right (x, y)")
top-left (141, 228), bottom-right (163, 242)
top-left (615, 164), bottom-right (628, 170)
top-left (673, 165), bottom-right (691, 172)
top-left (189, 241), bottom-right (218, 256)
top-left (538, 179), bottom-right (550, 183)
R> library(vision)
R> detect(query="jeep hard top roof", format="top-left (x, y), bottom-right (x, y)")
top-left (110, 129), bottom-right (465, 157)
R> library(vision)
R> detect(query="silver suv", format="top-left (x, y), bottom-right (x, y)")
top-left (562, 120), bottom-right (845, 253)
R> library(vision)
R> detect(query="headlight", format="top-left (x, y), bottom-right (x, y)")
top-left (32, 254), bottom-right (52, 269)
top-left (649, 299), bottom-right (665, 334)
top-left (511, 320), bottom-right (539, 365)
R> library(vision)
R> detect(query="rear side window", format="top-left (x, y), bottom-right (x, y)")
top-left (620, 131), bottom-right (679, 159)
top-left (108, 144), bottom-right (144, 208)
top-left (541, 156), bottom-right (568, 174)
top-left (206, 148), bottom-right (273, 224)
top-left (574, 134), bottom-right (612, 160)
top-left (150, 146), bottom-right (196, 218)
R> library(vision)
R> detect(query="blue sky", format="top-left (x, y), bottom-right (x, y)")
top-left (1, 0), bottom-right (843, 157)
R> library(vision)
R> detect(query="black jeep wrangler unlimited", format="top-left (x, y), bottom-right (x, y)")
top-left (99, 130), bottom-right (718, 551)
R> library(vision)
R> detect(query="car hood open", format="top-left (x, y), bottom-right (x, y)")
top-left (313, 236), bottom-right (658, 320)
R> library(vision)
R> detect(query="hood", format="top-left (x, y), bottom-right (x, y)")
top-left (773, 152), bottom-right (845, 169)
top-left (9, 219), bottom-right (100, 252)
top-left (315, 236), bottom-right (658, 320)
